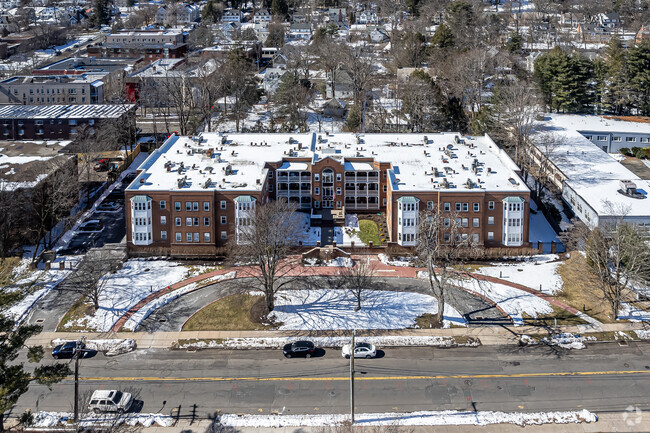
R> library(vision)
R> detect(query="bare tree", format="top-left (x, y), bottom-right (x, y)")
top-left (415, 206), bottom-right (481, 326)
top-left (229, 200), bottom-right (302, 313)
top-left (0, 182), bottom-right (24, 261)
top-left (525, 131), bottom-right (562, 200)
top-left (583, 210), bottom-right (650, 319)
top-left (339, 258), bottom-right (377, 311)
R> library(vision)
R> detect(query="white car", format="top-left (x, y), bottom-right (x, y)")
top-left (88, 390), bottom-right (133, 414)
top-left (341, 342), bottom-right (377, 359)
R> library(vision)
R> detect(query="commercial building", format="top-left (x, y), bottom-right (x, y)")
top-left (125, 132), bottom-right (530, 257)
top-left (530, 114), bottom-right (650, 232)
top-left (0, 104), bottom-right (136, 140)
top-left (0, 74), bottom-right (107, 105)
top-left (87, 30), bottom-right (188, 61)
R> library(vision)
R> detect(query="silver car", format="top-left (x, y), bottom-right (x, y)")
top-left (88, 390), bottom-right (133, 414)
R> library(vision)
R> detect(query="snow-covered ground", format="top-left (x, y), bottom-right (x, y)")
top-left (617, 302), bottom-right (650, 322)
top-left (6, 254), bottom-right (82, 325)
top-left (52, 338), bottom-right (135, 356)
top-left (475, 254), bottom-right (563, 295)
top-left (60, 260), bottom-right (214, 332)
top-left (31, 412), bottom-right (173, 428)
top-left (419, 273), bottom-right (554, 326)
top-left (219, 409), bottom-right (597, 427)
top-left (176, 335), bottom-right (479, 350)
top-left (378, 253), bottom-right (415, 267)
top-left (288, 211), bottom-right (320, 246)
top-left (520, 333), bottom-right (596, 350)
top-left (529, 201), bottom-right (561, 245)
top-left (269, 289), bottom-right (466, 330)
top-left (333, 214), bottom-right (365, 246)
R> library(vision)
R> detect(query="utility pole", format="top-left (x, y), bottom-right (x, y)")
top-left (73, 345), bottom-right (80, 422)
top-left (350, 330), bottom-right (355, 424)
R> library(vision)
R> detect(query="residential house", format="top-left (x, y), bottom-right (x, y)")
top-left (368, 26), bottom-right (389, 43)
top-left (222, 9), bottom-right (243, 23)
top-left (254, 9), bottom-right (272, 24)
top-left (326, 68), bottom-right (354, 99)
top-left (262, 67), bottom-right (287, 94)
top-left (322, 98), bottom-right (346, 118)
top-left (328, 7), bottom-right (346, 23)
top-left (598, 12), bottom-right (620, 28)
top-left (636, 25), bottom-right (650, 44)
top-left (288, 23), bottom-right (311, 40)
top-left (357, 10), bottom-right (378, 25)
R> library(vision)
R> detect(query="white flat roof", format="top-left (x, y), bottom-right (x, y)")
top-left (127, 132), bottom-right (528, 194)
top-left (566, 178), bottom-right (650, 218)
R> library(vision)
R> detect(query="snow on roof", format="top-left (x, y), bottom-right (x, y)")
top-left (534, 113), bottom-right (650, 218)
top-left (127, 132), bottom-right (528, 194)
top-left (0, 104), bottom-right (135, 119)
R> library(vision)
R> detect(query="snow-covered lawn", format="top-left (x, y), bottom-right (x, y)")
top-left (31, 412), bottom-right (173, 428)
top-left (378, 253), bottom-right (415, 267)
top-left (269, 289), bottom-right (466, 330)
top-left (60, 260), bottom-right (216, 332)
top-left (617, 302), bottom-right (650, 322)
top-left (529, 201), bottom-right (561, 245)
top-left (420, 273), bottom-right (554, 326)
top-left (474, 254), bottom-right (563, 295)
top-left (333, 214), bottom-right (366, 246)
top-left (288, 212), bottom-right (320, 246)
top-left (219, 409), bottom-right (597, 427)
top-left (520, 333), bottom-right (596, 350)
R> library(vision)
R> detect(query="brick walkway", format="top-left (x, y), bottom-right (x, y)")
top-left (109, 254), bottom-right (597, 333)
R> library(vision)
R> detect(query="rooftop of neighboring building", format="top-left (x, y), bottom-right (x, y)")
top-left (0, 139), bottom-right (72, 189)
top-left (0, 73), bottom-right (108, 85)
top-left (35, 56), bottom-right (143, 74)
top-left (0, 104), bottom-right (135, 119)
top-left (127, 132), bottom-right (529, 194)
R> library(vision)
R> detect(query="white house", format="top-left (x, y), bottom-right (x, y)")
top-left (254, 9), bottom-right (272, 24)
top-left (222, 9), bottom-right (243, 23)
top-left (289, 23), bottom-right (311, 40)
top-left (369, 27), bottom-right (389, 43)
top-left (357, 10), bottom-right (378, 24)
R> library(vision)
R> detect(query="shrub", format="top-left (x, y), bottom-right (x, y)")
top-left (635, 148), bottom-right (647, 159)
top-left (631, 146), bottom-right (642, 155)
top-left (619, 147), bottom-right (631, 156)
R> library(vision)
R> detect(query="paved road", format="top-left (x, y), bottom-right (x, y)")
top-left (10, 343), bottom-right (650, 420)
top-left (139, 277), bottom-right (509, 332)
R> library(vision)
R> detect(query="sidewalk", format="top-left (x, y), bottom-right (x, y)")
top-left (29, 320), bottom-right (648, 349)
top-left (124, 412), bottom-right (650, 433)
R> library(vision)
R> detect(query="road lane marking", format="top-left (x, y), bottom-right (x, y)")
top-left (72, 369), bottom-right (650, 383)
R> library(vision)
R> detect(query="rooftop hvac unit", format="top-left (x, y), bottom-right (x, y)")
top-left (203, 178), bottom-right (211, 189)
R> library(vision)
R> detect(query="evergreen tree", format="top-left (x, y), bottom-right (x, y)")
top-left (602, 37), bottom-right (630, 115)
top-left (431, 23), bottom-right (454, 49)
top-left (346, 105), bottom-right (361, 132)
top-left (202, 1), bottom-right (224, 23)
top-left (91, 0), bottom-right (111, 27)
top-left (627, 41), bottom-right (650, 115)
top-left (266, 23), bottom-right (285, 47)
top-left (505, 31), bottom-right (523, 54)
top-left (271, 0), bottom-right (288, 18)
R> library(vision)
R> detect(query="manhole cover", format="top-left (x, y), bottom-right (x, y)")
top-left (35, 319), bottom-right (44, 324)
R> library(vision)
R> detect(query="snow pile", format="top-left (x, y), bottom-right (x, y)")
top-left (269, 289), bottom-right (465, 330)
top-left (288, 212), bottom-right (321, 246)
top-left (475, 255), bottom-right (563, 294)
top-left (635, 330), bottom-right (650, 339)
top-left (617, 302), bottom-right (650, 322)
top-left (218, 409), bottom-right (597, 427)
top-left (521, 333), bottom-right (595, 349)
top-left (175, 335), bottom-right (479, 350)
top-left (378, 253), bottom-right (415, 267)
top-left (122, 271), bottom-right (236, 331)
top-left (60, 260), bottom-right (206, 332)
top-left (52, 338), bottom-right (135, 356)
top-left (443, 274), bottom-right (553, 326)
top-left (31, 412), bottom-right (173, 428)
top-left (326, 257), bottom-right (354, 267)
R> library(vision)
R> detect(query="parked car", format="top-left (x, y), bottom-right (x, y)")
top-left (283, 340), bottom-right (316, 358)
top-left (88, 390), bottom-right (133, 414)
top-left (342, 342), bottom-right (377, 359)
top-left (52, 341), bottom-right (85, 359)
top-left (94, 159), bottom-right (109, 172)
top-left (97, 201), bottom-right (120, 212)
top-left (79, 220), bottom-right (103, 232)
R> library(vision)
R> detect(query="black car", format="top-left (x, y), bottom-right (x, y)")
top-left (52, 341), bottom-right (85, 359)
top-left (283, 341), bottom-right (316, 358)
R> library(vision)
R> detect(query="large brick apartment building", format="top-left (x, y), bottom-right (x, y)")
top-left (87, 30), bottom-right (188, 62)
top-left (125, 132), bottom-right (530, 257)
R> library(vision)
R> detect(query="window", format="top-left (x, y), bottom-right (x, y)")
top-left (175, 217), bottom-right (181, 226)
top-left (269, 171), bottom-right (273, 179)
top-left (473, 203), bottom-right (479, 212)
top-left (204, 233), bottom-right (210, 242)
top-left (613, 136), bottom-right (621, 142)
top-left (473, 217), bottom-right (479, 227)
top-left (472, 233), bottom-right (479, 243)
top-left (444, 233), bottom-right (450, 243)
top-left (176, 232), bottom-right (182, 242)
top-left (186, 217), bottom-right (192, 226)
top-left (314, 187), bottom-right (320, 195)
top-left (336, 187), bottom-right (341, 195)
top-left (487, 231), bottom-right (494, 241)
top-left (597, 135), bottom-right (607, 141)
top-left (488, 201), bottom-right (494, 210)
top-left (220, 200), bottom-right (226, 209)
top-left (455, 203), bottom-right (461, 211)
top-left (204, 202), bottom-right (210, 211)
top-left (69, 119), bottom-right (77, 125)
top-left (268, 184), bottom-right (273, 192)
top-left (160, 200), bottom-right (166, 209)
top-left (193, 217), bottom-right (199, 226)
top-left (336, 173), bottom-right (342, 181)
top-left (221, 216), bottom-right (227, 224)
top-left (488, 216), bottom-right (494, 225)
top-left (185, 202), bottom-right (191, 211)
top-left (336, 201), bottom-right (341, 208)
top-left (314, 200), bottom-right (320, 208)
top-left (193, 202), bottom-right (199, 211)
top-left (626, 136), bottom-right (636, 142)
top-left (221, 231), bottom-right (227, 240)
top-left (462, 203), bottom-right (469, 212)
top-left (444, 203), bottom-right (450, 212)
top-left (186, 233), bottom-right (192, 242)
top-left (161, 231), bottom-right (167, 240)
top-left (314, 173), bottom-right (320, 181)
top-left (161, 216), bottom-right (166, 225)
top-left (461, 218), bottom-right (468, 228)
top-left (383, 185), bottom-right (387, 192)
top-left (444, 217), bottom-right (450, 227)
top-left (204, 217), bottom-right (210, 226)
top-left (193, 233), bottom-right (199, 242)
top-left (427, 201), bottom-right (434, 210)
top-left (175, 201), bottom-right (181, 211)
top-left (383, 198), bottom-right (387, 206)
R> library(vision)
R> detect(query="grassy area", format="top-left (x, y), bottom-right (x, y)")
top-left (557, 253), bottom-right (615, 323)
top-left (522, 305), bottom-right (589, 326)
top-left (413, 313), bottom-right (441, 329)
top-left (0, 257), bottom-right (28, 287)
top-left (184, 264), bottom-right (223, 280)
top-left (56, 297), bottom-right (96, 332)
top-left (182, 293), bottom-right (271, 331)
top-left (358, 220), bottom-right (382, 245)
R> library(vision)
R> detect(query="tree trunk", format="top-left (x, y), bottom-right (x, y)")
top-left (265, 294), bottom-right (274, 313)
top-left (356, 295), bottom-right (361, 311)
top-left (1, 411), bottom-right (5, 433)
